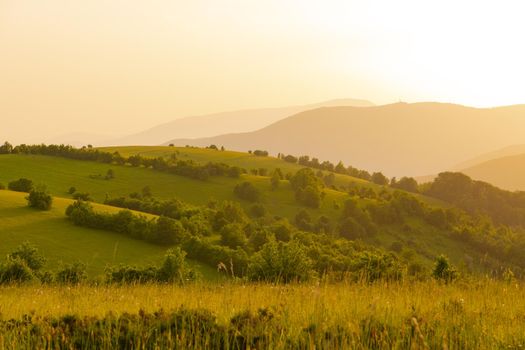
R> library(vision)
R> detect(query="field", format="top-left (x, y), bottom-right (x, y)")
top-left (0, 150), bottom-right (491, 275)
top-left (0, 280), bottom-right (523, 348)
top-left (0, 190), bottom-right (214, 277)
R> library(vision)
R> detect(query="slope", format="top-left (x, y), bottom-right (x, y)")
top-left (459, 153), bottom-right (525, 191)
top-left (0, 190), bottom-right (214, 277)
top-left (0, 148), bottom-right (507, 273)
top-left (165, 102), bottom-right (525, 177)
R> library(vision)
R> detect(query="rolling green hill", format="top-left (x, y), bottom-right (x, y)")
top-left (0, 190), bottom-right (215, 277)
top-left (0, 147), bottom-right (507, 275)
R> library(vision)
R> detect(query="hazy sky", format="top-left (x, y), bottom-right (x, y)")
top-left (2, 0), bottom-right (525, 143)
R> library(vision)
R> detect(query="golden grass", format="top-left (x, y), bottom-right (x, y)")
top-left (0, 280), bottom-right (524, 348)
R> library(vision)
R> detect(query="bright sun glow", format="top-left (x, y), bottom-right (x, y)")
top-left (1, 0), bottom-right (525, 142)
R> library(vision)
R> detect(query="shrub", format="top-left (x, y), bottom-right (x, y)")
top-left (105, 265), bottom-right (158, 284)
top-left (220, 223), bottom-right (248, 249)
top-left (234, 182), bottom-right (261, 202)
top-left (26, 187), bottom-right (53, 210)
top-left (253, 150), bottom-right (268, 157)
top-left (247, 241), bottom-right (314, 283)
top-left (8, 178), bottom-right (33, 192)
top-left (155, 216), bottom-right (187, 245)
top-left (68, 186), bottom-right (76, 194)
top-left (432, 255), bottom-right (458, 282)
top-left (73, 192), bottom-right (92, 201)
top-left (8, 242), bottom-right (46, 271)
top-left (157, 248), bottom-right (196, 283)
top-left (56, 262), bottom-right (87, 284)
top-left (0, 257), bottom-right (34, 284)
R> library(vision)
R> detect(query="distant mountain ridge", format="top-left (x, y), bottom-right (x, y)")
top-left (165, 102), bottom-right (525, 177)
top-left (109, 98), bottom-right (374, 146)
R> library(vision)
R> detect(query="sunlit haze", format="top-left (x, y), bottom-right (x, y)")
top-left (1, 0), bottom-right (525, 143)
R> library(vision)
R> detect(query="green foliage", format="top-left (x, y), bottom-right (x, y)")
top-left (0, 257), bottom-right (34, 284)
top-left (68, 186), bottom-right (76, 194)
top-left (55, 262), bottom-right (88, 284)
top-left (248, 241), bottom-right (314, 283)
top-left (432, 255), bottom-right (458, 282)
top-left (425, 172), bottom-right (525, 226)
top-left (26, 187), bottom-right (53, 210)
top-left (157, 248), bottom-right (196, 283)
top-left (8, 241), bottom-right (46, 271)
top-left (391, 176), bottom-right (419, 193)
top-left (220, 223), bottom-right (248, 249)
top-left (234, 181), bottom-right (261, 202)
top-left (8, 178), bottom-right (33, 192)
top-left (290, 169), bottom-right (323, 208)
top-left (73, 192), bottom-right (92, 201)
top-left (156, 216), bottom-right (187, 245)
top-left (371, 172), bottom-right (389, 185)
top-left (211, 201), bottom-right (248, 231)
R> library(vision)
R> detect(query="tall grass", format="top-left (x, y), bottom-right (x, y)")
top-left (0, 279), bottom-right (523, 348)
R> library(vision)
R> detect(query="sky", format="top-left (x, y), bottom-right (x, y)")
top-left (1, 0), bottom-right (525, 143)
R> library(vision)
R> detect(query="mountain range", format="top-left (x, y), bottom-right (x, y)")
top-left (164, 102), bottom-right (525, 177)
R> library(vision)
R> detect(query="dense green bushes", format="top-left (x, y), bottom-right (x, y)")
top-left (26, 187), bottom-right (53, 210)
top-left (66, 201), bottom-right (188, 245)
top-left (290, 168), bottom-right (323, 208)
top-left (424, 172), bottom-right (525, 226)
top-left (8, 178), bottom-right (33, 192)
top-left (233, 181), bottom-right (261, 202)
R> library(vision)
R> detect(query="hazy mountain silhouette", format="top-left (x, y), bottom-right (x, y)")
top-left (165, 102), bottom-right (525, 177)
top-left (455, 153), bottom-right (525, 191)
top-left (110, 98), bottom-right (373, 146)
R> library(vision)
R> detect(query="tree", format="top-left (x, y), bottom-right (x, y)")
top-left (26, 187), bottom-right (53, 210)
top-left (157, 248), bottom-right (195, 283)
top-left (391, 176), bottom-right (419, 193)
top-left (295, 185), bottom-right (321, 208)
top-left (295, 210), bottom-right (312, 231)
top-left (220, 223), bottom-right (247, 249)
top-left (432, 255), bottom-right (458, 282)
top-left (0, 141), bottom-right (13, 154)
top-left (234, 182), bottom-right (261, 202)
top-left (155, 216), bottom-right (186, 245)
top-left (371, 172), bottom-right (389, 186)
top-left (339, 217), bottom-right (365, 240)
top-left (68, 186), bottom-right (77, 194)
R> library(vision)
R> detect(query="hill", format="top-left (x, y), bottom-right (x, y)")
top-left (0, 190), bottom-right (213, 277)
top-left (459, 153), bottom-right (525, 191)
top-left (0, 146), bottom-right (514, 275)
top-left (165, 102), bottom-right (525, 177)
top-left (110, 98), bottom-right (374, 146)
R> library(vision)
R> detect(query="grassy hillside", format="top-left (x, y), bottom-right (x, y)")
top-left (0, 190), bottom-right (214, 277)
top-left (100, 145), bottom-right (374, 189)
top-left (164, 102), bottom-right (525, 177)
top-left (0, 153), bottom-right (350, 222)
top-left (0, 149), bottom-right (498, 273)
